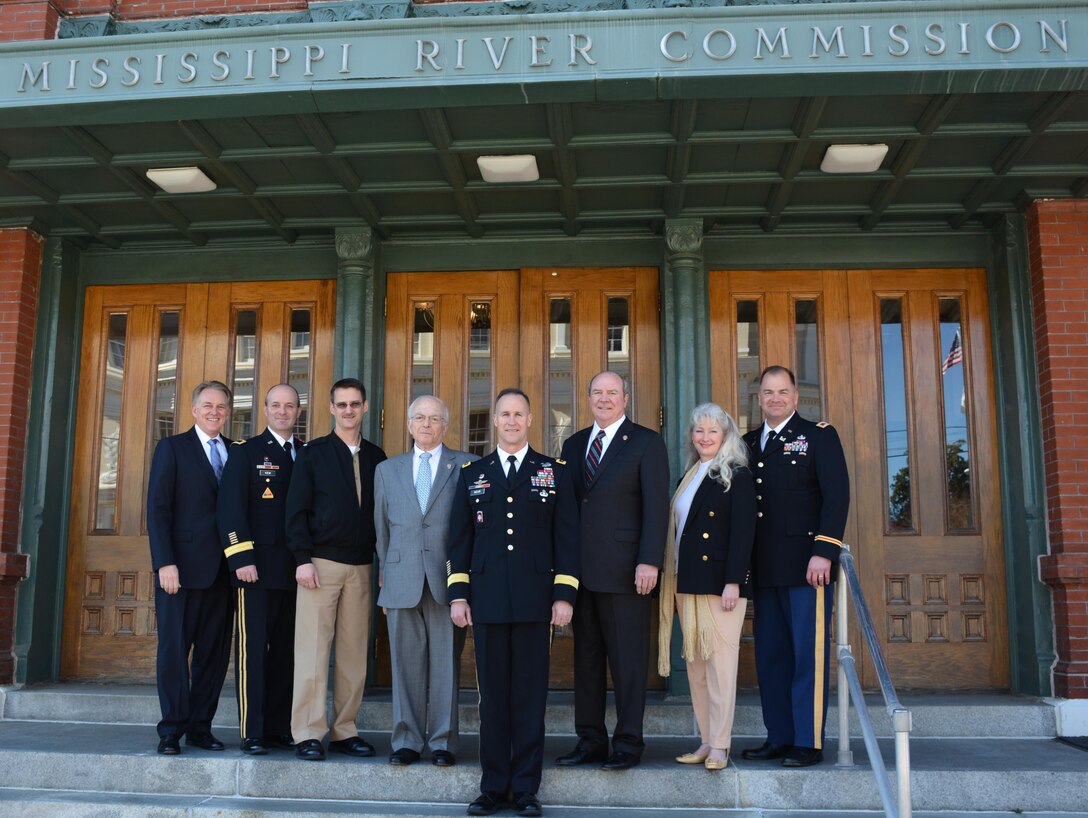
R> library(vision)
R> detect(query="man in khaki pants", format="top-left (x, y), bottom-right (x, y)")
top-left (285, 377), bottom-right (387, 760)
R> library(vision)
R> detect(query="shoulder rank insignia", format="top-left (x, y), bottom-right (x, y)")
top-left (555, 458), bottom-right (566, 465)
top-left (817, 421), bottom-right (830, 428)
top-left (462, 461), bottom-right (473, 469)
top-left (231, 439), bottom-right (245, 446)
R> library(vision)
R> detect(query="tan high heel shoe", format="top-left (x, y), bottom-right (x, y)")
top-left (704, 750), bottom-right (729, 770)
top-left (675, 749), bottom-right (710, 764)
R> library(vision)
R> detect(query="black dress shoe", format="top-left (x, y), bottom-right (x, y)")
top-left (263, 734), bottom-right (295, 749)
top-left (295, 739), bottom-right (325, 761)
top-left (600, 751), bottom-right (639, 770)
top-left (389, 747), bottom-right (421, 766)
top-left (467, 792), bottom-right (506, 816)
top-left (329, 736), bottom-right (375, 757)
top-left (782, 746), bottom-right (823, 767)
top-left (741, 741), bottom-right (791, 761)
top-left (555, 746), bottom-right (607, 766)
top-left (157, 736), bottom-right (180, 755)
top-left (241, 737), bottom-right (268, 755)
top-left (186, 731), bottom-right (225, 751)
top-left (514, 792), bottom-right (543, 817)
top-left (432, 749), bottom-right (456, 767)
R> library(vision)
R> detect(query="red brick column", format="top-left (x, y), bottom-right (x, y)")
top-left (1027, 199), bottom-right (1088, 699)
top-left (0, 0), bottom-right (62, 42)
top-left (0, 228), bottom-right (43, 684)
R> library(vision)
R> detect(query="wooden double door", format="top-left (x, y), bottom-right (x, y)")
top-left (381, 267), bottom-right (662, 688)
top-left (711, 268), bottom-right (1008, 689)
top-left (61, 281), bottom-right (335, 681)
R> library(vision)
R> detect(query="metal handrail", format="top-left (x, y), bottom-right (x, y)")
top-left (836, 544), bottom-right (912, 818)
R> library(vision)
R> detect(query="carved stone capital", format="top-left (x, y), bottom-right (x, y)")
top-left (665, 219), bottom-right (704, 256)
top-left (335, 228), bottom-right (374, 266)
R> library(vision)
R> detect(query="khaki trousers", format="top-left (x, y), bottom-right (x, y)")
top-left (291, 558), bottom-right (373, 743)
top-left (676, 594), bottom-right (748, 750)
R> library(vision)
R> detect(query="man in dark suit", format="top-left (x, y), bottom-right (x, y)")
top-left (555, 371), bottom-right (669, 771)
top-left (740, 365), bottom-right (850, 768)
top-left (216, 383), bottom-right (302, 755)
top-left (147, 380), bottom-right (234, 755)
top-left (448, 387), bottom-right (579, 817)
top-left (286, 377), bottom-right (387, 761)
top-left (374, 395), bottom-right (476, 768)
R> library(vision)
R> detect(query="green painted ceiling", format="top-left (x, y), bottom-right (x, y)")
top-left (0, 88), bottom-right (1085, 248)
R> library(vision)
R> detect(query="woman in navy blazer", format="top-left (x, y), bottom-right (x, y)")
top-left (657, 403), bottom-right (756, 770)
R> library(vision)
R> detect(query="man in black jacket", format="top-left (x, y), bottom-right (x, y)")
top-left (285, 377), bottom-right (387, 761)
top-left (217, 383), bottom-right (301, 755)
top-left (555, 372), bottom-right (669, 771)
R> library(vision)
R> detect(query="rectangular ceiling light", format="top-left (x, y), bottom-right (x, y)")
top-left (477, 154), bottom-right (539, 183)
top-left (820, 144), bottom-right (889, 174)
top-left (146, 166), bottom-right (217, 193)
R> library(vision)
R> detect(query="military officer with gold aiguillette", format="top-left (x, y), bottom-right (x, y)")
top-left (740, 365), bottom-right (850, 769)
top-left (447, 387), bottom-right (579, 818)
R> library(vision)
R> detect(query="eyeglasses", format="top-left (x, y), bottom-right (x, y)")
top-left (410, 415), bottom-right (446, 426)
top-left (334, 401), bottom-right (364, 410)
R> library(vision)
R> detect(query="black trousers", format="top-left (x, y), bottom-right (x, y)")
top-left (154, 569), bottom-right (233, 739)
top-left (572, 588), bottom-right (651, 757)
top-left (235, 585), bottom-right (296, 739)
top-left (474, 621), bottom-right (550, 796)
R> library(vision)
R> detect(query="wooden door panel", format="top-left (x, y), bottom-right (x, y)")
top-left (62, 281), bottom-right (335, 682)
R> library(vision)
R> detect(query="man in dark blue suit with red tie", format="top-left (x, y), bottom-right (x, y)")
top-left (147, 380), bottom-right (234, 755)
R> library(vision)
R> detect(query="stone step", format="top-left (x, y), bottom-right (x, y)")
top-left (2, 789), bottom-right (1087, 818)
top-left (0, 684), bottom-right (1058, 739)
top-left (0, 719), bottom-right (1084, 814)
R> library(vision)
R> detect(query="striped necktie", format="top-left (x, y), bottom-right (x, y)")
top-left (585, 429), bottom-right (605, 483)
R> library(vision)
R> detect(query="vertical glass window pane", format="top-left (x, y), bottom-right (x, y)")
top-left (231, 310), bottom-right (258, 440)
top-left (939, 298), bottom-right (973, 530)
top-left (880, 299), bottom-right (913, 532)
top-left (547, 298), bottom-right (574, 458)
top-left (96, 313), bottom-right (127, 531)
top-left (412, 302), bottom-right (435, 404)
top-left (466, 301), bottom-right (493, 457)
top-left (606, 297), bottom-right (631, 396)
top-left (794, 299), bottom-right (823, 421)
top-left (153, 311), bottom-right (179, 446)
top-left (736, 300), bottom-right (760, 432)
top-left (288, 309), bottom-right (312, 440)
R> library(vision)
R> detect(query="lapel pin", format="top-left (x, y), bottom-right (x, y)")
top-left (622, 435), bottom-right (628, 441)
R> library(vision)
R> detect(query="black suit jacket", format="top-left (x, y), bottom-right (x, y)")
top-left (675, 466), bottom-right (756, 597)
top-left (285, 432), bottom-right (387, 566)
top-left (743, 413), bottom-right (850, 587)
top-left (216, 428), bottom-right (298, 589)
top-left (447, 448), bottom-right (579, 624)
top-left (147, 427), bottom-right (231, 590)
top-left (560, 418), bottom-right (669, 594)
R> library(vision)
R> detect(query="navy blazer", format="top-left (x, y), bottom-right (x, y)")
top-left (447, 448), bottom-right (579, 624)
top-left (674, 466), bottom-right (756, 597)
top-left (560, 418), bottom-right (670, 594)
top-left (147, 427), bottom-right (231, 590)
top-left (216, 428), bottom-right (298, 589)
top-left (742, 414), bottom-right (850, 588)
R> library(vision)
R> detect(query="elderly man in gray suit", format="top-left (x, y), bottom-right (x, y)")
top-left (375, 395), bottom-right (477, 767)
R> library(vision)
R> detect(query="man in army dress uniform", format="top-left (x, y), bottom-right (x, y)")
top-left (216, 383), bottom-right (302, 755)
top-left (448, 388), bottom-right (579, 817)
top-left (740, 365), bottom-right (850, 768)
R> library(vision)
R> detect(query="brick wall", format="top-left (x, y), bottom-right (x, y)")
top-left (0, 0), bottom-right (60, 41)
top-left (0, 228), bottom-right (43, 684)
top-left (116, 0), bottom-right (305, 19)
top-left (1027, 199), bottom-right (1088, 699)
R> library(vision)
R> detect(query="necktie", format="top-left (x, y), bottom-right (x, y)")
top-left (585, 429), bottom-right (605, 483)
top-left (416, 451), bottom-right (432, 514)
top-left (506, 454), bottom-right (518, 483)
top-left (208, 438), bottom-right (224, 482)
top-left (284, 440), bottom-right (294, 461)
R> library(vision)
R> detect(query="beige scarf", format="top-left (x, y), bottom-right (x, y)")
top-left (657, 462), bottom-right (727, 677)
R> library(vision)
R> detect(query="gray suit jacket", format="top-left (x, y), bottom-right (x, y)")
top-left (375, 445), bottom-right (478, 609)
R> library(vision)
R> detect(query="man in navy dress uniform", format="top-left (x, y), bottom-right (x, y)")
top-left (217, 383), bottom-right (302, 755)
top-left (147, 380), bottom-right (234, 755)
top-left (740, 365), bottom-right (850, 768)
top-left (448, 388), bottom-right (579, 817)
